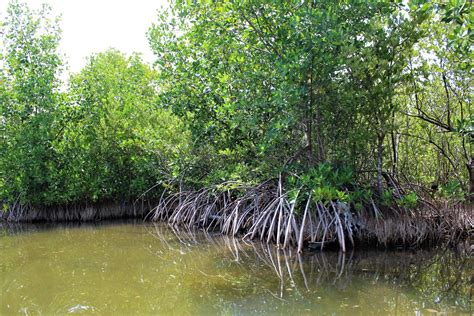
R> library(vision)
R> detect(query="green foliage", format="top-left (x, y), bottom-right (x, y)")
top-left (0, 0), bottom-right (64, 205)
top-left (380, 190), bottom-right (394, 207)
top-left (397, 192), bottom-right (418, 209)
top-left (289, 164), bottom-right (354, 191)
top-left (287, 163), bottom-right (370, 207)
top-left (146, 0), bottom-right (471, 204)
top-left (1, 0), bottom-right (471, 210)
top-left (0, 2), bottom-right (190, 206)
top-left (64, 50), bottom-right (190, 202)
top-left (438, 0), bottom-right (472, 70)
top-left (437, 180), bottom-right (465, 201)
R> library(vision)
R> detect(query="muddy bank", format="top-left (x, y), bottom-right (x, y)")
top-left (1, 201), bottom-right (154, 222)
top-left (1, 193), bottom-right (471, 252)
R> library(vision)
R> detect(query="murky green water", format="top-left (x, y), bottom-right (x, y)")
top-left (0, 222), bottom-right (472, 315)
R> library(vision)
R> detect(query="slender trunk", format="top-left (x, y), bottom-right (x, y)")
top-left (442, 73), bottom-right (452, 129)
top-left (376, 133), bottom-right (385, 195)
top-left (315, 98), bottom-right (325, 163)
top-left (306, 53), bottom-right (324, 165)
top-left (390, 110), bottom-right (399, 175)
top-left (468, 158), bottom-right (474, 201)
top-left (312, 72), bottom-right (325, 163)
top-left (391, 131), bottom-right (399, 175)
top-left (304, 119), bottom-right (314, 165)
top-left (306, 63), bottom-right (315, 165)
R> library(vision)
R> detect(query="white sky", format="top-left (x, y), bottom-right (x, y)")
top-left (0, 0), bottom-right (168, 74)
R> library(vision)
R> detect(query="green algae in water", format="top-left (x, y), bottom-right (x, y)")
top-left (0, 222), bottom-right (472, 315)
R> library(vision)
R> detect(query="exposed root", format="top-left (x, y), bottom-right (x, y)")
top-left (150, 178), bottom-right (472, 251)
top-left (1, 201), bottom-right (152, 222)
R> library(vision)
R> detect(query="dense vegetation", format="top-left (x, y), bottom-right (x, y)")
top-left (0, 1), bottom-right (472, 246)
top-left (147, 0), bottom-right (472, 200)
top-left (0, 2), bottom-right (189, 208)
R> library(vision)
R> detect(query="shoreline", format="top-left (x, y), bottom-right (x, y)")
top-left (1, 201), bottom-right (153, 222)
top-left (2, 200), bottom-right (471, 252)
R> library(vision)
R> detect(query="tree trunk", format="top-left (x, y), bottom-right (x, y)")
top-left (391, 131), bottom-right (399, 175)
top-left (304, 119), bottom-right (314, 165)
top-left (468, 158), bottom-right (474, 201)
top-left (315, 100), bottom-right (325, 163)
top-left (376, 133), bottom-right (385, 196)
top-left (307, 54), bottom-right (324, 165)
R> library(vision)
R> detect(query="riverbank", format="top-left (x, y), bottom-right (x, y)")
top-left (0, 201), bottom-right (152, 222)
top-left (2, 189), bottom-right (471, 252)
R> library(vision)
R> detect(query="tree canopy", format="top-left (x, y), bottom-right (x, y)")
top-left (0, 2), bottom-right (189, 206)
top-left (0, 0), bottom-right (472, 212)
top-left (148, 0), bottom-right (472, 201)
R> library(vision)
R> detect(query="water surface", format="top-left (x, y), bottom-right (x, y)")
top-left (1, 222), bottom-right (472, 315)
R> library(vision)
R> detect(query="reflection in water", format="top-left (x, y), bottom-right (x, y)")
top-left (0, 222), bottom-right (472, 315)
top-left (149, 223), bottom-right (473, 313)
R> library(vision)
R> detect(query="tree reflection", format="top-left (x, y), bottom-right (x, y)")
top-left (149, 223), bottom-right (472, 313)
